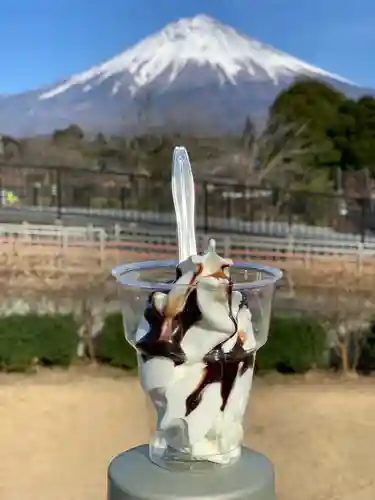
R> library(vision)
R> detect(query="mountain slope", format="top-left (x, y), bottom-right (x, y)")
top-left (0, 15), bottom-right (372, 136)
top-left (38, 14), bottom-right (353, 99)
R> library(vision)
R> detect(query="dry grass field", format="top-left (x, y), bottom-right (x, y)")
top-left (1, 242), bottom-right (375, 293)
top-left (0, 368), bottom-right (374, 500)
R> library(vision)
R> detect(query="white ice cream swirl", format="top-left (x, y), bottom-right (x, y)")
top-left (135, 239), bottom-right (256, 464)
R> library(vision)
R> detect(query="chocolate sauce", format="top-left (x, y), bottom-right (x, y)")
top-left (136, 292), bottom-right (187, 365)
top-left (174, 288), bottom-right (202, 344)
top-left (187, 337), bottom-right (255, 416)
top-left (184, 279), bottom-right (254, 416)
top-left (185, 364), bottom-right (221, 415)
top-left (136, 266), bottom-right (202, 366)
top-left (185, 352), bottom-right (255, 416)
top-left (136, 261), bottom-right (255, 416)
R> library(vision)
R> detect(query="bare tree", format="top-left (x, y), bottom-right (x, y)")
top-left (325, 286), bottom-right (374, 375)
top-left (239, 119), bottom-right (328, 188)
top-left (20, 137), bottom-right (93, 168)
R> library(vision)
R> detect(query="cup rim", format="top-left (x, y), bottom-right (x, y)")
top-left (112, 259), bottom-right (283, 291)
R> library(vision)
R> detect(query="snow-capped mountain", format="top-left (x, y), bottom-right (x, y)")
top-left (0, 15), bottom-right (372, 136)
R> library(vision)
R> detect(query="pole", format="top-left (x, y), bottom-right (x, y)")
top-left (360, 196), bottom-right (367, 244)
top-left (120, 186), bottom-right (126, 211)
top-left (225, 195), bottom-right (232, 220)
top-left (108, 445), bottom-right (276, 500)
top-left (203, 181), bottom-right (209, 234)
top-left (56, 168), bottom-right (62, 220)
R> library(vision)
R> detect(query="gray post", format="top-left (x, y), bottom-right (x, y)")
top-left (108, 445), bottom-right (276, 500)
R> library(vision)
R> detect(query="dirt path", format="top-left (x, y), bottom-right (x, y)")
top-left (0, 369), bottom-right (374, 500)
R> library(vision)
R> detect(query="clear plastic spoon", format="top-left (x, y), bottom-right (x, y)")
top-left (171, 146), bottom-right (197, 263)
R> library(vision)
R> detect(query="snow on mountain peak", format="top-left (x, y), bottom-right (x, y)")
top-left (39, 14), bottom-right (354, 101)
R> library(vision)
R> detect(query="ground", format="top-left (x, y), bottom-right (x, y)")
top-left (0, 368), bottom-right (374, 500)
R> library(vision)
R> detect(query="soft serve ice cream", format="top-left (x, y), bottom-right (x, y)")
top-left (134, 239), bottom-right (256, 465)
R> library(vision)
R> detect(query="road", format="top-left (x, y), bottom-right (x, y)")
top-left (1, 206), bottom-right (372, 243)
top-left (0, 207), bottom-right (151, 230)
top-left (0, 206), bottom-right (265, 236)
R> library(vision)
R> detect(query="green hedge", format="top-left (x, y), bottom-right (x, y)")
top-left (95, 313), bottom-right (137, 370)
top-left (93, 314), bottom-right (328, 375)
top-left (0, 314), bottom-right (77, 372)
top-left (0, 312), bottom-right (138, 372)
top-left (357, 320), bottom-right (375, 374)
top-left (0, 312), bottom-right (373, 375)
top-left (256, 316), bottom-right (327, 374)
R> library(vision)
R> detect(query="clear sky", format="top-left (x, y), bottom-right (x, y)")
top-left (1, 0), bottom-right (374, 94)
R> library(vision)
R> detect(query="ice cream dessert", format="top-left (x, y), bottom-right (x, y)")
top-left (134, 239), bottom-right (256, 465)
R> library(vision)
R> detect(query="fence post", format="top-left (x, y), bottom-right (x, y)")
top-left (107, 445), bottom-right (276, 500)
top-left (21, 221), bottom-right (29, 243)
top-left (287, 233), bottom-right (294, 256)
top-left (62, 228), bottom-right (68, 251)
top-left (224, 235), bottom-right (231, 257)
top-left (114, 223), bottom-right (121, 241)
top-left (99, 229), bottom-right (105, 267)
top-left (357, 242), bottom-right (364, 275)
top-left (87, 224), bottom-right (94, 241)
top-left (304, 245), bottom-right (312, 270)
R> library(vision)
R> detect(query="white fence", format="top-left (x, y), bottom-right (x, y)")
top-left (1, 222), bottom-right (375, 261)
top-left (0, 222), bottom-right (106, 246)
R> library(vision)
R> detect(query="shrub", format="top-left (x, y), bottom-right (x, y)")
top-left (0, 314), bottom-right (78, 372)
top-left (256, 315), bottom-right (327, 374)
top-left (0, 316), bottom-right (36, 372)
top-left (36, 315), bottom-right (78, 367)
top-left (357, 317), bottom-right (375, 374)
top-left (95, 313), bottom-right (137, 370)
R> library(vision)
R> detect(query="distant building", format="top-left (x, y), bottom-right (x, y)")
top-left (0, 135), bottom-right (21, 161)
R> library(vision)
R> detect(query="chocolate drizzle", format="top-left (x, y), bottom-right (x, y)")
top-left (136, 266), bottom-right (203, 365)
top-left (188, 286), bottom-right (255, 416)
top-left (137, 292), bottom-right (187, 365)
top-left (136, 261), bottom-right (255, 416)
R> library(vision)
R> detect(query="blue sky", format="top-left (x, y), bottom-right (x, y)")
top-left (1, 0), bottom-right (374, 94)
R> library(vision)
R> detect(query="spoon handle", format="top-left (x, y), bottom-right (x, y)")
top-left (172, 146), bottom-right (197, 263)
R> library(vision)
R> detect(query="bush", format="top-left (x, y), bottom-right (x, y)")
top-left (256, 315), bottom-right (327, 374)
top-left (94, 314), bottom-right (328, 375)
top-left (95, 313), bottom-right (137, 370)
top-left (0, 314), bottom-right (78, 372)
top-left (0, 311), bottom-right (335, 375)
top-left (36, 315), bottom-right (78, 367)
top-left (357, 318), bottom-right (375, 374)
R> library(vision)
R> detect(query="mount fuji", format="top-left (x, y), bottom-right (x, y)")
top-left (0, 14), bottom-right (372, 137)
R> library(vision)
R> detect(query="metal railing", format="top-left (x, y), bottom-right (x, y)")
top-left (0, 162), bottom-right (375, 240)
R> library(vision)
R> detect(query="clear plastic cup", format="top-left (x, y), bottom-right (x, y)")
top-left (112, 259), bottom-right (282, 471)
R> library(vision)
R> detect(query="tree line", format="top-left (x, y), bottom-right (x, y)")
top-left (269, 79), bottom-right (375, 177)
top-left (1, 78), bottom-right (375, 194)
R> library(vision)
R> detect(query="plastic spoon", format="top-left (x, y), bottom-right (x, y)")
top-left (171, 146), bottom-right (197, 263)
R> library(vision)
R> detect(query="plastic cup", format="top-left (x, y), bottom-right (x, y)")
top-left (112, 259), bottom-right (282, 471)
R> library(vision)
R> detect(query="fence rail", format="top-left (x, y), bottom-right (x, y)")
top-left (1, 222), bottom-right (375, 264)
